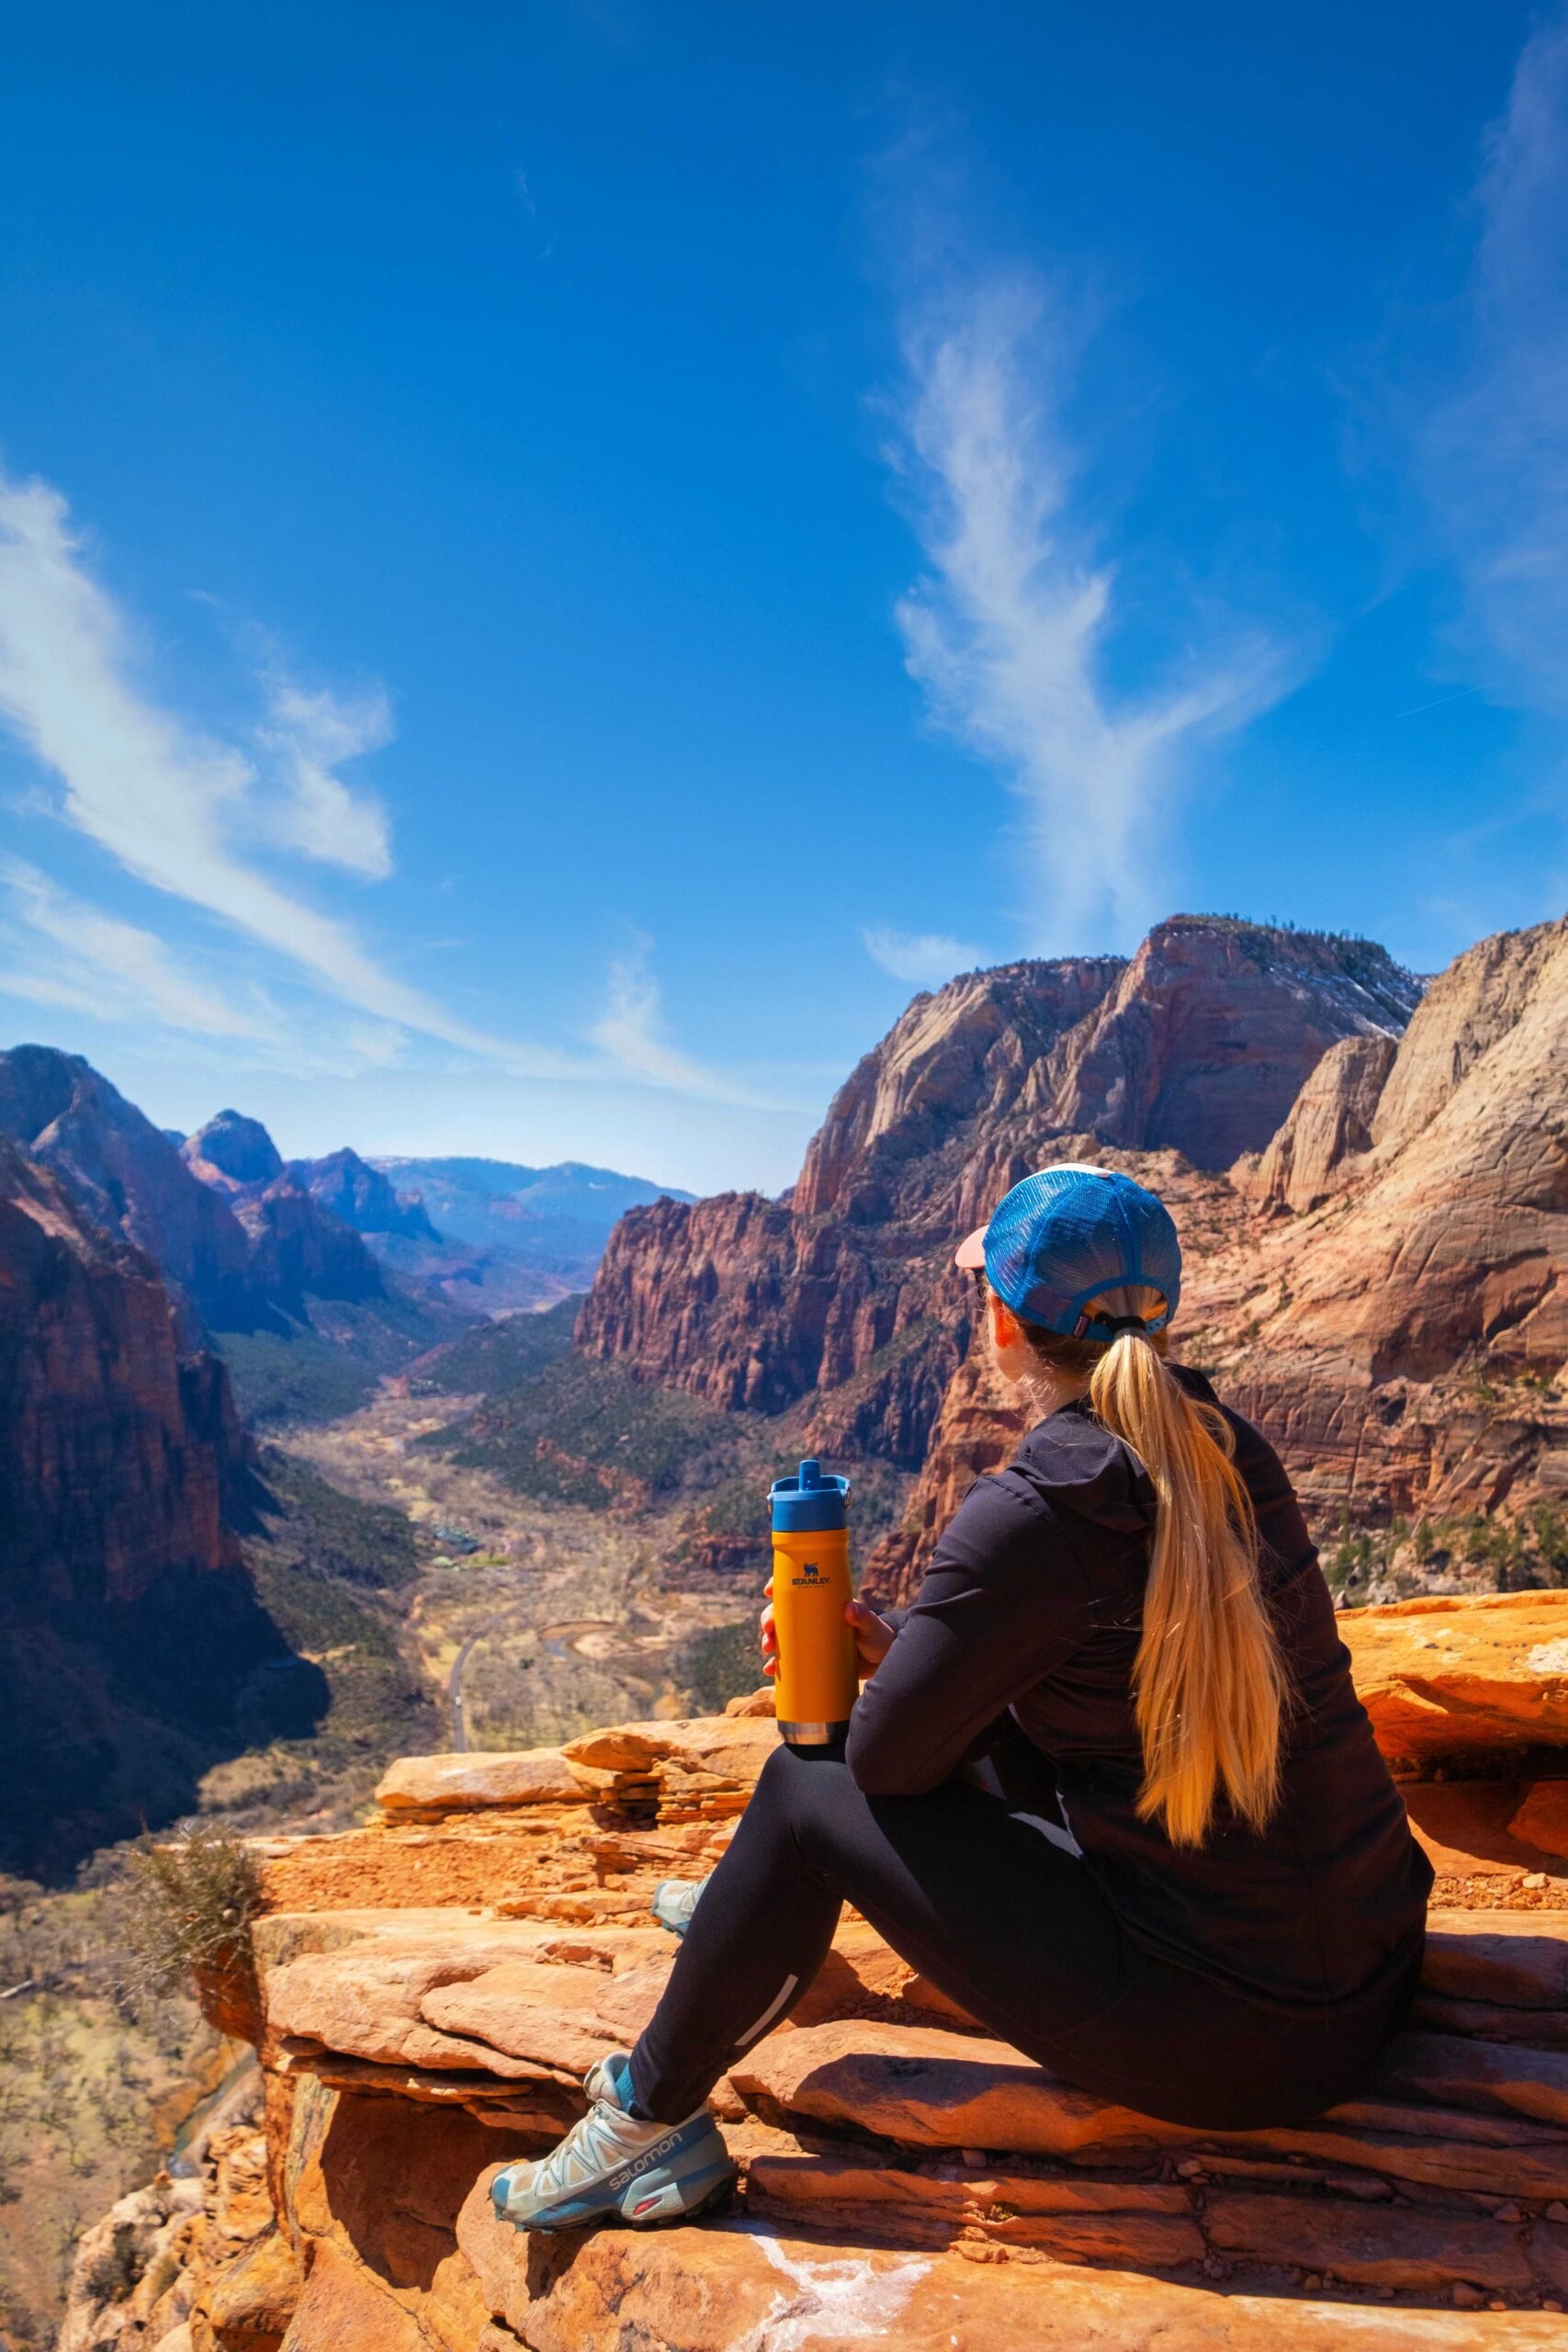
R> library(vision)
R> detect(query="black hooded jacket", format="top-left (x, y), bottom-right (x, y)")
top-left (846, 1370), bottom-right (1432, 2008)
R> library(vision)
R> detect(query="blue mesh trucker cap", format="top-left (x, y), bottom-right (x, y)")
top-left (953, 1165), bottom-right (1181, 1341)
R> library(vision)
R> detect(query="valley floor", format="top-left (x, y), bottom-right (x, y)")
top-left (283, 1373), bottom-right (761, 1757)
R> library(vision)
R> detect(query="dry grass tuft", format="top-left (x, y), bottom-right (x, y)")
top-left (120, 1820), bottom-right (263, 2006)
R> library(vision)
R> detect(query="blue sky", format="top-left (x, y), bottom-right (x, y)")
top-left (0, 1), bottom-right (1564, 1193)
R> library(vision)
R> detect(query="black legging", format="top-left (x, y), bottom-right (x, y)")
top-left (627, 1741), bottom-right (1417, 2131)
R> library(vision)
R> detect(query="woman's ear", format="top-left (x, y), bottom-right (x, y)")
top-left (988, 1290), bottom-right (1020, 1351)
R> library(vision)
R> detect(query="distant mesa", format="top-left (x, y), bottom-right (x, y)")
top-left (297, 1147), bottom-right (441, 1243)
top-left (364, 1154), bottom-right (698, 1313)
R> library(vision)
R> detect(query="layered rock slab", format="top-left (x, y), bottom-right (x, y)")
top-left (457, 2199), bottom-right (1566, 2349)
top-left (732, 2010), bottom-right (1568, 2205)
top-left (375, 1749), bottom-right (591, 1816)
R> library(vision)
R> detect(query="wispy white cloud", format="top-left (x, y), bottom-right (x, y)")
top-left (1423, 14), bottom-right (1568, 715)
top-left (0, 856), bottom-right (269, 1039)
top-left (862, 924), bottom-right (987, 988)
top-left (0, 856), bottom-right (428, 1080)
top-left (888, 272), bottom-right (1286, 949)
top-left (0, 470), bottom-right (559, 1057)
top-left (0, 469), bottom-right (742, 1096)
top-left (254, 662), bottom-right (395, 878)
top-left (0, 466), bottom-right (819, 1108)
top-left (591, 937), bottom-right (774, 1106)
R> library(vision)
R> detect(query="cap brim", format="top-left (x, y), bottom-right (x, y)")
top-left (953, 1226), bottom-right (988, 1271)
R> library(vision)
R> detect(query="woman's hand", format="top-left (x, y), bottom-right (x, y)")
top-left (758, 1586), bottom-right (897, 1681)
top-left (845, 1598), bottom-right (897, 1680)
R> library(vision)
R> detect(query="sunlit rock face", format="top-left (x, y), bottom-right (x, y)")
top-left (579, 917), bottom-right (1416, 1493)
top-left (1243, 1031), bottom-right (1400, 1214)
top-left (69, 1592), bottom-right (1568, 2348)
top-left (1185, 915), bottom-right (1568, 1543)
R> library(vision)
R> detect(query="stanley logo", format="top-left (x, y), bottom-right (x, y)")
top-left (793, 1560), bottom-right (824, 1585)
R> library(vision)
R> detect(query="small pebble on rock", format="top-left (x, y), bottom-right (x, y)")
top-left (960, 2148), bottom-right (987, 2168)
top-left (1451, 2283), bottom-right (1485, 2310)
top-left (1546, 2201), bottom-right (1568, 2224)
top-left (1524, 1872), bottom-right (1549, 1889)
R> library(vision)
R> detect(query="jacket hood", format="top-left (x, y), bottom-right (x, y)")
top-left (1010, 1363), bottom-right (1220, 1535)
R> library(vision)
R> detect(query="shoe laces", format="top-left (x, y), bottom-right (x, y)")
top-left (524, 2078), bottom-right (654, 2201)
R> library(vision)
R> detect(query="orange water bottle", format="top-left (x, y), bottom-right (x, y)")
top-left (769, 1458), bottom-right (857, 1747)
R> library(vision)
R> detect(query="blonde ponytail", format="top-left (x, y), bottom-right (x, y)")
top-left (1089, 1331), bottom-right (1286, 1846)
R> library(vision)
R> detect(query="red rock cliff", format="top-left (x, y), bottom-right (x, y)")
top-left (579, 918), bottom-right (1417, 1474)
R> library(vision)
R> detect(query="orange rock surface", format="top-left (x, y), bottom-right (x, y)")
top-left (1340, 1593), bottom-right (1568, 1770)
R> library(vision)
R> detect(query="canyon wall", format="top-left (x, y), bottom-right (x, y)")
top-left (0, 1045), bottom-right (265, 1334)
top-left (0, 1047), bottom-right (406, 1340)
top-left (580, 916), bottom-right (1419, 1485)
top-left (0, 1124), bottom-right (322, 1877)
top-left (0, 1134), bottom-right (244, 1606)
top-left (1193, 916), bottom-right (1568, 1530)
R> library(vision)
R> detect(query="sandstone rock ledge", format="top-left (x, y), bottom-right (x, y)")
top-left (63, 1589), bottom-right (1568, 2350)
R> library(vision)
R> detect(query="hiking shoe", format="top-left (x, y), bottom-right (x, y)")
top-left (650, 1874), bottom-right (711, 1939)
top-left (490, 2051), bottom-right (734, 2233)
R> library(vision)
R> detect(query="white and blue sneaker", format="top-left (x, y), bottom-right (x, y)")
top-left (490, 2051), bottom-right (734, 2233)
top-left (650, 1875), bottom-right (711, 1939)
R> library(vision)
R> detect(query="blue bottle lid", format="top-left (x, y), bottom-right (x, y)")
top-left (770, 1457), bottom-right (850, 1534)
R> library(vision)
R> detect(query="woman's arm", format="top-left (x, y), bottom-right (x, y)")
top-left (844, 1473), bottom-right (1093, 1797)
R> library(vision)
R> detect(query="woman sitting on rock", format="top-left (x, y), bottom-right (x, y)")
top-left (490, 1164), bottom-right (1433, 2233)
